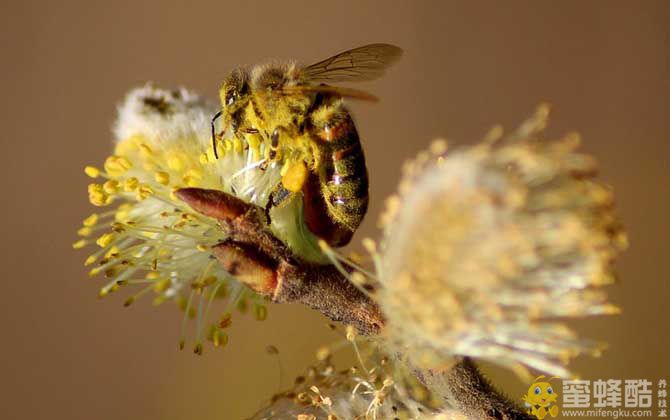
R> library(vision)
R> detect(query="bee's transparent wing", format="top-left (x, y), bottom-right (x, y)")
top-left (281, 85), bottom-right (379, 102)
top-left (301, 43), bottom-right (403, 83)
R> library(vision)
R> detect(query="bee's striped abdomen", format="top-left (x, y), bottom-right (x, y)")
top-left (323, 117), bottom-right (369, 227)
top-left (305, 107), bottom-right (369, 247)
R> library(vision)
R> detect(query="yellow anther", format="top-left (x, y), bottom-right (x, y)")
top-left (104, 156), bottom-right (128, 175)
top-left (185, 169), bottom-right (202, 180)
top-left (88, 183), bottom-right (103, 194)
top-left (84, 166), bottom-right (101, 178)
top-left (72, 239), bottom-right (87, 249)
top-left (236, 298), bottom-right (248, 313)
top-left (169, 187), bottom-right (179, 201)
top-left (104, 245), bottom-right (119, 259)
top-left (254, 304), bottom-right (267, 321)
top-left (213, 331), bottom-right (229, 348)
top-left (182, 175), bottom-right (199, 187)
top-left (139, 143), bottom-right (153, 157)
top-left (196, 244), bottom-right (209, 252)
top-left (153, 278), bottom-right (171, 293)
top-left (199, 153), bottom-right (209, 165)
top-left (152, 295), bottom-right (168, 306)
top-left (362, 237), bottom-right (377, 254)
top-left (124, 177), bottom-right (139, 191)
top-left (154, 171), bottom-right (170, 185)
top-left (116, 156), bottom-right (132, 170)
top-left (145, 271), bottom-right (160, 280)
top-left (83, 213), bottom-right (99, 227)
top-left (77, 227), bottom-right (92, 237)
top-left (429, 139), bottom-right (448, 156)
top-left (167, 153), bottom-right (184, 171)
top-left (136, 184), bottom-right (154, 200)
top-left (84, 255), bottom-right (96, 266)
top-left (96, 232), bottom-right (116, 248)
top-left (88, 184), bottom-right (109, 206)
top-left (103, 180), bottom-right (120, 194)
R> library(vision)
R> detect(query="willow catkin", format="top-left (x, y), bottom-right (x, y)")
top-left (378, 105), bottom-right (627, 377)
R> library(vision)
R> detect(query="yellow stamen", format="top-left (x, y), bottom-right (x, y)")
top-left (96, 233), bottom-right (116, 248)
top-left (167, 153), bottom-right (185, 171)
top-left (83, 213), bottom-right (99, 227)
top-left (254, 304), bottom-right (267, 321)
top-left (84, 166), bottom-right (101, 178)
top-left (103, 180), bottom-right (120, 194)
top-left (104, 245), bottom-right (119, 259)
top-left (139, 143), bottom-right (153, 157)
top-left (154, 171), bottom-right (170, 185)
top-left (124, 177), bottom-right (139, 192)
top-left (136, 184), bottom-right (154, 200)
top-left (153, 278), bottom-right (171, 293)
top-left (77, 227), bottom-right (92, 237)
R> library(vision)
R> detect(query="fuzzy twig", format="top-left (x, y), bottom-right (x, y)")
top-left (176, 187), bottom-right (383, 334)
top-left (177, 187), bottom-right (531, 419)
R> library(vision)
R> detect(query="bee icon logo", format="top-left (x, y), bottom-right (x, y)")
top-left (522, 376), bottom-right (560, 419)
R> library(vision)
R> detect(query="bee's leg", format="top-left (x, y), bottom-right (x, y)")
top-left (264, 183), bottom-right (292, 225)
top-left (270, 126), bottom-right (291, 162)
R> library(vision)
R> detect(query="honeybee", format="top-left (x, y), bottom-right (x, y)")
top-left (212, 43), bottom-right (403, 247)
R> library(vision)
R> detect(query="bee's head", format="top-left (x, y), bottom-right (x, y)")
top-left (220, 68), bottom-right (250, 114)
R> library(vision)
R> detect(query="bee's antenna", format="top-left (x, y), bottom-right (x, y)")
top-left (211, 110), bottom-right (222, 159)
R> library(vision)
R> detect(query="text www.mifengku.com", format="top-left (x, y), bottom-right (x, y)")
top-left (561, 408), bottom-right (653, 418)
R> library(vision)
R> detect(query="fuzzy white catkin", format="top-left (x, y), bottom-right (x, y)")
top-left (378, 106), bottom-right (627, 378)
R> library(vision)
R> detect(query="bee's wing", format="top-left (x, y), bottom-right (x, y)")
top-left (301, 43), bottom-right (403, 83)
top-left (281, 85), bottom-right (379, 102)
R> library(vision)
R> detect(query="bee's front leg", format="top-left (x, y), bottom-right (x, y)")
top-left (264, 183), bottom-right (293, 226)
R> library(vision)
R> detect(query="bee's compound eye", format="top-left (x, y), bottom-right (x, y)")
top-left (547, 387), bottom-right (553, 394)
top-left (534, 387), bottom-right (541, 395)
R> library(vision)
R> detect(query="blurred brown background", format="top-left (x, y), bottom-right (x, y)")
top-left (1, 1), bottom-right (668, 419)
